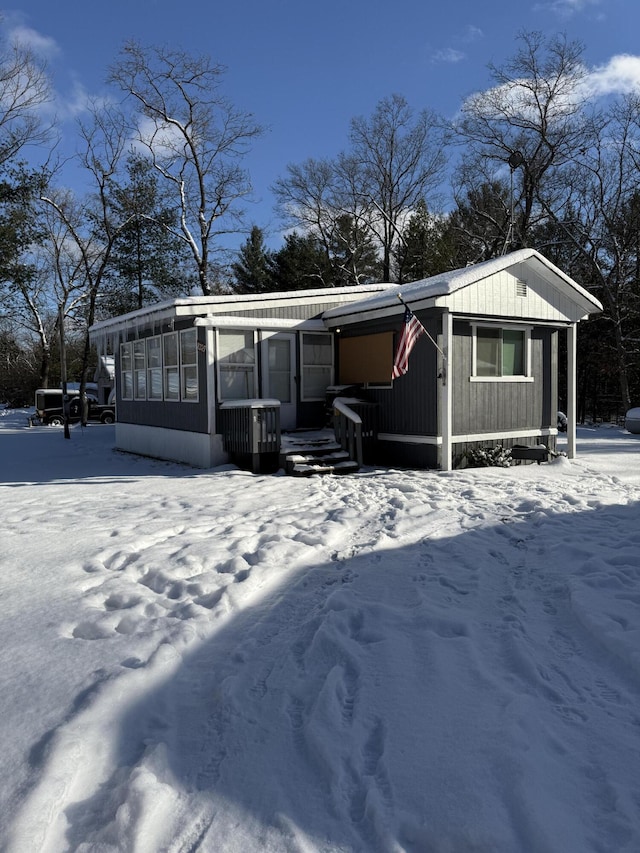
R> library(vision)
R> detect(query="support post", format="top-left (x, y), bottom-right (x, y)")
top-left (440, 310), bottom-right (453, 471)
top-left (567, 324), bottom-right (577, 459)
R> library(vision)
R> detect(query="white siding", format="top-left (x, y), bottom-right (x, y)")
top-left (445, 265), bottom-right (587, 322)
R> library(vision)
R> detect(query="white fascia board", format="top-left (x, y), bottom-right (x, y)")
top-left (323, 298), bottom-right (438, 328)
top-left (195, 316), bottom-right (327, 331)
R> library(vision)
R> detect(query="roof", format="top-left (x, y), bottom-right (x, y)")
top-left (322, 249), bottom-right (603, 326)
top-left (89, 282), bottom-right (389, 336)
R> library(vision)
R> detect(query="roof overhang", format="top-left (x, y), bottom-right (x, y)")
top-left (322, 249), bottom-right (603, 328)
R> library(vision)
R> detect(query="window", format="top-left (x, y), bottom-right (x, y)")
top-left (338, 332), bottom-right (394, 387)
top-left (147, 336), bottom-right (162, 400)
top-left (472, 325), bottom-right (531, 381)
top-left (163, 333), bottom-right (180, 400)
top-left (301, 333), bottom-right (333, 400)
top-left (180, 329), bottom-right (198, 401)
top-left (120, 342), bottom-right (133, 400)
top-left (218, 330), bottom-right (256, 400)
top-left (133, 340), bottom-right (147, 399)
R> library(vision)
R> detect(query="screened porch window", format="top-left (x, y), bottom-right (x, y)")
top-left (301, 333), bottom-right (333, 401)
top-left (218, 330), bottom-right (257, 400)
top-left (146, 336), bottom-right (162, 399)
top-left (133, 340), bottom-right (147, 399)
top-left (163, 333), bottom-right (180, 400)
top-left (120, 342), bottom-right (133, 400)
top-left (180, 329), bottom-right (198, 401)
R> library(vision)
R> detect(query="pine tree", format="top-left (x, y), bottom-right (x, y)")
top-left (396, 199), bottom-right (456, 283)
top-left (231, 226), bottom-right (275, 293)
top-left (270, 232), bottom-right (333, 291)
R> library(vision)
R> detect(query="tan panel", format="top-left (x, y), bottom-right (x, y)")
top-left (339, 332), bottom-right (394, 384)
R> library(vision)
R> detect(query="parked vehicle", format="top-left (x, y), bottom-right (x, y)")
top-left (625, 408), bottom-right (640, 434)
top-left (32, 388), bottom-right (116, 426)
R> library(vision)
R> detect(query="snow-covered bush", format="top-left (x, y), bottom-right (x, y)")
top-left (461, 444), bottom-right (512, 468)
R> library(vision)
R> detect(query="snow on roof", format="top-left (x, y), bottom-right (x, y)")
top-left (322, 248), bottom-right (603, 323)
top-left (89, 282), bottom-right (390, 335)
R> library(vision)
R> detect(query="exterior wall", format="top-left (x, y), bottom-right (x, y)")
top-left (446, 264), bottom-right (587, 323)
top-left (451, 322), bottom-right (556, 435)
top-left (337, 312), bottom-right (440, 436)
top-left (116, 321), bottom-right (210, 433)
top-left (115, 422), bottom-right (227, 468)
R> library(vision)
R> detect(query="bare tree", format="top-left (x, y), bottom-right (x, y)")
top-left (109, 41), bottom-right (264, 295)
top-left (41, 102), bottom-right (130, 420)
top-left (452, 31), bottom-right (597, 248)
top-left (541, 95), bottom-right (640, 411)
top-left (274, 95), bottom-right (446, 283)
top-left (348, 94), bottom-right (447, 281)
top-left (0, 22), bottom-right (52, 166)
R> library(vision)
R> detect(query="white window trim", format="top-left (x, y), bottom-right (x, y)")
top-left (300, 331), bottom-right (334, 402)
top-left (216, 328), bottom-right (258, 401)
top-left (470, 322), bottom-right (533, 383)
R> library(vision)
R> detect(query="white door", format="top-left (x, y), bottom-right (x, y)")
top-left (261, 333), bottom-right (297, 429)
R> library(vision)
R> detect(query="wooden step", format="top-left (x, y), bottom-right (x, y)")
top-left (284, 449), bottom-right (360, 476)
top-left (289, 458), bottom-right (360, 477)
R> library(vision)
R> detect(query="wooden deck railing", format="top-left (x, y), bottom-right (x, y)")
top-left (332, 397), bottom-right (377, 468)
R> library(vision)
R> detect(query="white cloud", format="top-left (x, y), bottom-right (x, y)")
top-left (6, 24), bottom-right (60, 59)
top-left (537, 0), bottom-right (602, 17)
top-left (461, 25), bottom-right (483, 44)
top-left (583, 55), bottom-right (640, 97)
top-left (431, 48), bottom-right (466, 64)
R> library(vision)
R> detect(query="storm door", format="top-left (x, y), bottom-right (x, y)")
top-left (261, 332), bottom-right (297, 429)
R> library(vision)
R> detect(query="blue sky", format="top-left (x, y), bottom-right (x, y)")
top-left (3, 0), bottom-right (640, 250)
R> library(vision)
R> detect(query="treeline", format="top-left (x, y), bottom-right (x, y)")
top-left (0, 29), bottom-right (638, 417)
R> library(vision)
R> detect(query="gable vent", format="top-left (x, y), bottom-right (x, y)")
top-left (515, 279), bottom-right (528, 298)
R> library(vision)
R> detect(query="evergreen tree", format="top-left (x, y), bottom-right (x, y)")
top-left (270, 231), bottom-right (333, 291)
top-left (100, 155), bottom-right (193, 316)
top-left (395, 199), bottom-right (455, 283)
top-left (231, 226), bottom-right (275, 293)
top-left (328, 214), bottom-right (381, 285)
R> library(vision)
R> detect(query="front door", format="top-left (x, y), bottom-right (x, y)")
top-left (261, 333), bottom-right (297, 430)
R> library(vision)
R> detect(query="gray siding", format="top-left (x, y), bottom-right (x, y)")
top-left (339, 312), bottom-right (440, 436)
top-left (451, 322), bottom-right (556, 435)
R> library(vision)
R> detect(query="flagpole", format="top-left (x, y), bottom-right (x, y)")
top-left (396, 293), bottom-right (446, 359)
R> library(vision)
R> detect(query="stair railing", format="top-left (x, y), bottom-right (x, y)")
top-left (332, 397), bottom-right (364, 468)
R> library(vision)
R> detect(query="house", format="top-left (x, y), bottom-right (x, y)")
top-left (89, 249), bottom-right (602, 472)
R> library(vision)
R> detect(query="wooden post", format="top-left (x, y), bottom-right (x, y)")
top-left (440, 310), bottom-right (453, 471)
top-left (567, 324), bottom-right (577, 459)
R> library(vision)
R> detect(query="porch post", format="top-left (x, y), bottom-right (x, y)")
top-left (566, 324), bottom-right (577, 459)
top-left (440, 310), bottom-right (453, 471)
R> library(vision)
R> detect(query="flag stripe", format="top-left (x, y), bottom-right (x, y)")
top-left (392, 307), bottom-right (425, 379)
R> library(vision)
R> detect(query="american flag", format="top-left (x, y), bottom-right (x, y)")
top-left (392, 306), bottom-right (425, 379)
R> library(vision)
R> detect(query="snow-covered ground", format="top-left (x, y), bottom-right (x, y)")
top-left (1, 407), bottom-right (640, 853)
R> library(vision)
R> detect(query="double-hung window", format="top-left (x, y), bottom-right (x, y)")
top-left (163, 333), bottom-right (180, 400)
top-left (120, 342), bottom-right (133, 400)
top-left (472, 325), bottom-right (532, 381)
top-left (180, 329), bottom-right (198, 401)
top-left (146, 337), bottom-right (163, 399)
top-left (218, 330), bottom-right (256, 399)
top-left (133, 341), bottom-right (147, 399)
top-left (301, 333), bottom-right (333, 401)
